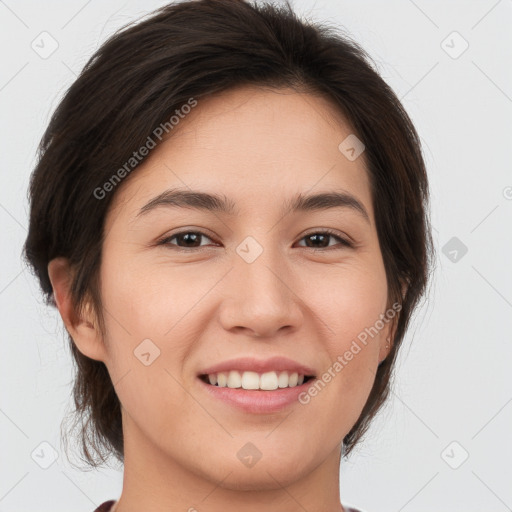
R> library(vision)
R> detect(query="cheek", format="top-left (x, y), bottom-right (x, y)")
top-left (301, 280), bottom-right (386, 440)
top-left (305, 259), bottom-right (388, 407)
top-left (97, 258), bottom-right (193, 427)
top-left (307, 258), bottom-right (388, 344)
top-left (99, 245), bottom-right (189, 335)
top-left (98, 248), bottom-right (214, 392)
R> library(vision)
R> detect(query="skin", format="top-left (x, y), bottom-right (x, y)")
top-left (48, 85), bottom-right (394, 512)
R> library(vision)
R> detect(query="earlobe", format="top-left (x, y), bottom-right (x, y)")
top-left (378, 335), bottom-right (392, 365)
top-left (379, 285), bottom-right (405, 364)
top-left (400, 280), bottom-right (408, 301)
top-left (378, 315), bottom-right (398, 364)
top-left (47, 257), bottom-right (107, 362)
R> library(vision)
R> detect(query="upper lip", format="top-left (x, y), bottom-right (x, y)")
top-left (199, 356), bottom-right (316, 377)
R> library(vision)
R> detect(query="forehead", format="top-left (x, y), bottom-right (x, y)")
top-left (107, 85), bottom-right (373, 223)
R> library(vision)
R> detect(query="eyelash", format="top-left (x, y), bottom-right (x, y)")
top-left (157, 228), bottom-right (353, 251)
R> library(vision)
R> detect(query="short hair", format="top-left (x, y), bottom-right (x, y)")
top-left (23, 0), bottom-right (433, 467)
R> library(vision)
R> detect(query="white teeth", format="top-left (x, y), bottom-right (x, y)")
top-left (278, 371), bottom-right (289, 388)
top-left (205, 370), bottom-right (309, 390)
top-left (260, 371), bottom-right (278, 390)
top-left (217, 372), bottom-right (227, 387)
top-left (227, 370), bottom-right (242, 388)
top-left (241, 371), bottom-right (260, 390)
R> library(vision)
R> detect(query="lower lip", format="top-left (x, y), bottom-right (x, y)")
top-left (197, 377), bottom-right (315, 414)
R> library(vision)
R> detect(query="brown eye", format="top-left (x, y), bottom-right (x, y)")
top-left (158, 229), bottom-right (352, 251)
top-left (296, 230), bottom-right (352, 249)
top-left (160, 231), bottom-right (215, 249)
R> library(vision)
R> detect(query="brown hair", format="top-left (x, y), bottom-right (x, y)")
top-left (23, 0), bottom-right (433, 468)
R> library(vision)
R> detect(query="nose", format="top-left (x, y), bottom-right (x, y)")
top-left (218, 243), bottom-right (304, 338)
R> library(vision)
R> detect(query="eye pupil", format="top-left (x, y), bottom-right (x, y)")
top-left (178, 232), bottom-right (201, 247)
top-left (306, 234), bottom-right (329, 248)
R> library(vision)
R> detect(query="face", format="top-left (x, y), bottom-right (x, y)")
top-left (90, 86), bottom-right (392, 490)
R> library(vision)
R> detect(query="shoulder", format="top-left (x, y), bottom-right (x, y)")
top-left (92, 499), bottom-right (117, 512)
top-left (343, 504), bottom-right (368, 512)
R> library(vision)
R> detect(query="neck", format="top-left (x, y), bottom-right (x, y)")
top-left (114, 414), bottom-right (346, 512)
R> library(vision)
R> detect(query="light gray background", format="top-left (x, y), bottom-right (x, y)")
top-left (1, 1), bottom-right (511, 511)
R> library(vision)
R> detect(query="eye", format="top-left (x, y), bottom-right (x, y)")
top-left (158, 230), bottom-right (216, 249)
top-left (158, 228), bottom-right (353, 251)
top-left (295, 229), bottom-right (353, 250)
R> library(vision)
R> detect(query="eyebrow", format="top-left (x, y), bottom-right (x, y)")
top-left (136, 187), bottom-right (370, 223)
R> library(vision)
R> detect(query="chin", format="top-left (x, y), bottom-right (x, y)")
top-left (215, 467), bottom-right (303, 492)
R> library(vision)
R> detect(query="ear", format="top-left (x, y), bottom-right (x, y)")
top-left (47, 257), bottom-right (107, 362)
top-left (378, 294), bottom-right (404, 365)
top-left (378, 328), bottom-right (393, 365)
top-left (400, 280), bottom-right (408, 301)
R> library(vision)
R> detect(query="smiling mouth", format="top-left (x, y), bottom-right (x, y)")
top-left (198, 370), bottom-right (315, 390)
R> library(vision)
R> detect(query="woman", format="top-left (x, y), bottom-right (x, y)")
top-left (23, 0), bottom-right (433, 510)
